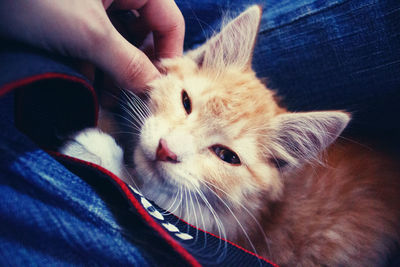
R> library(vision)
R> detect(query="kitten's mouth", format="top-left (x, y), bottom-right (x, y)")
top-left (153, 158), bottom-right (180, 164)
top-left (150, 158), bottom-right (197, 189)
top-left (139, 151), bottom-right (177, 181)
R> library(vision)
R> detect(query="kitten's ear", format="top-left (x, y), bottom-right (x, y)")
top-left (268, 111), bottom-right (350, 169)
top-left (187, 5), bottom-right (262, 70)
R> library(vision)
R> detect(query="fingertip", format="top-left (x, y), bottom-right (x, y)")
top-left (154, 18), bottom-right (185, 59)
top-left (117, 50), bottom-right (161, 93)
top-left (140, 0), bottom-right (185, 59)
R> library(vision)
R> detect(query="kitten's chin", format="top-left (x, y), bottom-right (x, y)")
top-left (133, 148), bottom-right (248, 238)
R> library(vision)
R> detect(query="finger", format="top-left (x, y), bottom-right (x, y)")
top-left (90, 28), bottom-right (160, 93)
top-left (139, 0), bottom-right (185, 59)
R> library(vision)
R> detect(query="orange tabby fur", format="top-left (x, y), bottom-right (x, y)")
top-left (123, 6), bottom-right (400, 266)
top-left (257, 143), bottom-right (400, 266)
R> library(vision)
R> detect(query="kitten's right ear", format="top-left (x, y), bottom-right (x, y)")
top-left (267, 111), bottom-right (351, 170)
top-left (187, 5), bottom-right (262, 70)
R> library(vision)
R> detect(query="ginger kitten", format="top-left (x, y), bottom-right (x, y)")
top-left (62, 6), bottom-right (400, 266)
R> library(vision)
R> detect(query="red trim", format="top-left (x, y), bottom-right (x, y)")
top-left (49, 151), bottom-right (201, 267)
top-left (0, 72), bottom-right (98, 125)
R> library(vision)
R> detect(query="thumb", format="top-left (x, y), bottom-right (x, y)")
top-left (90, 28), bottom-right (161, 93)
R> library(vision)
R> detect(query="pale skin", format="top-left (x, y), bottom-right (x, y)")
top-left (0, 0), bottom-right (185, 92)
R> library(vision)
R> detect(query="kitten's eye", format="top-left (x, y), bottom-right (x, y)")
top-left (210, 145), bottom-right (241, 165)
top-left (181, 90), bottom-right (191, 114)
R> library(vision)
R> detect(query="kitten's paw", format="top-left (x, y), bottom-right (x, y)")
top-left (60, 128), bottom-right (124, 177)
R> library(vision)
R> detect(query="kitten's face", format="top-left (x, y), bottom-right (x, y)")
top-left (134, 58), bottom-right (284, 210)
top-left (132, 6), bottom-right (349, 229)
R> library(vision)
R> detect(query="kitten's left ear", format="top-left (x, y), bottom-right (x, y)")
top-left (187, 5), bottom-right (262, 70)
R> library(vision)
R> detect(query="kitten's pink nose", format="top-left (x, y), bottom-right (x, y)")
top-left (156, 139), bottom-right (178, 163)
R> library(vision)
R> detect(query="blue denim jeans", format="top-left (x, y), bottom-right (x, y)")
top-left (0, 94), bottom-right (154, 265)
top-left (1, 0), bottom-right (400, 265)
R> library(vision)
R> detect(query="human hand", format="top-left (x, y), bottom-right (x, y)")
top-left (0, 0), bottom-right (185, 93)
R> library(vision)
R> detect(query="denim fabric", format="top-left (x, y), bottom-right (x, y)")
top-left (0, 95), bottom-right (151, 266)
top-left (176, 0), bottom-right (400, 143)
top-left (0, 42), bottom-right (88, 86)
